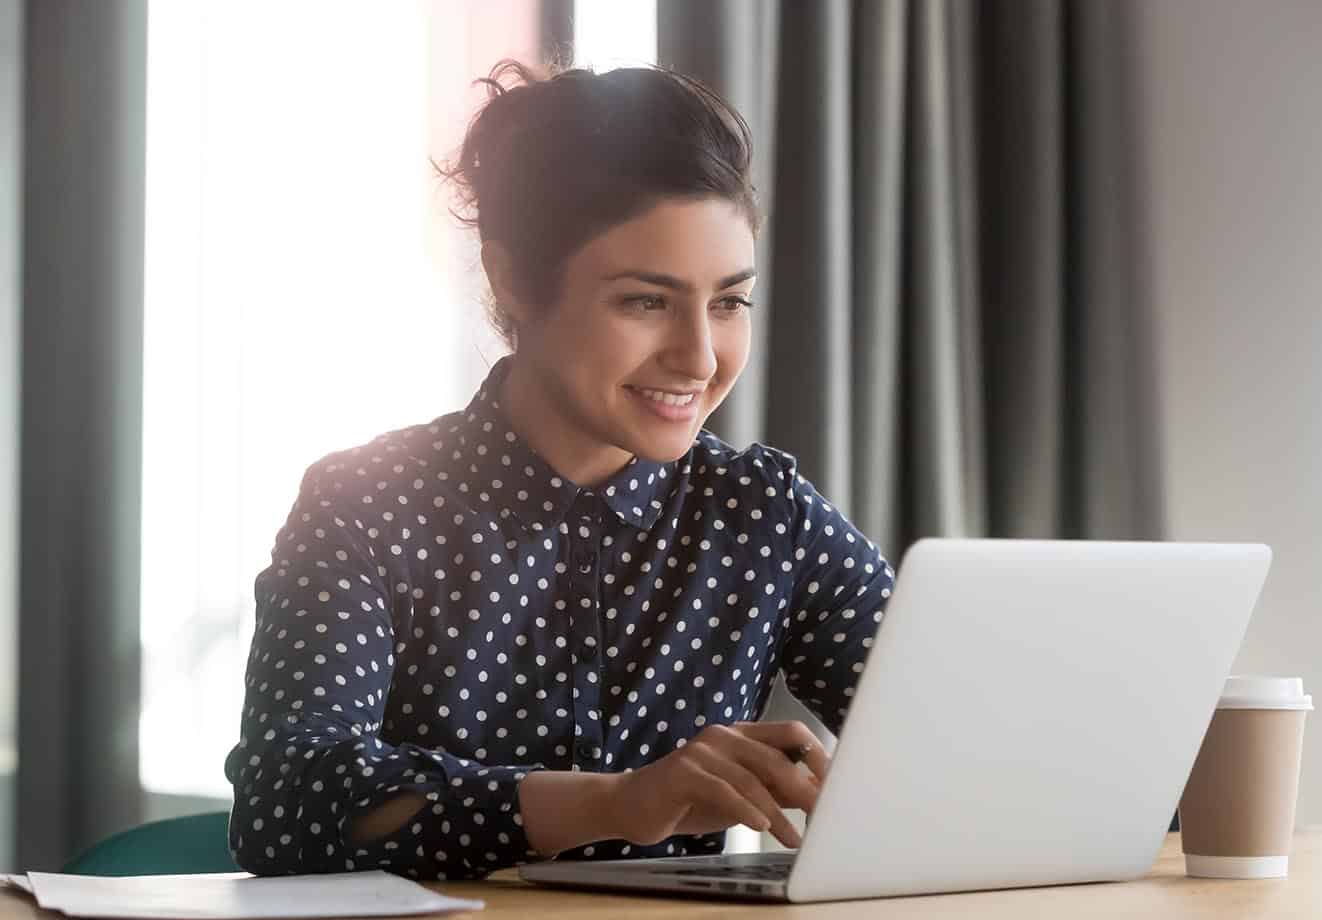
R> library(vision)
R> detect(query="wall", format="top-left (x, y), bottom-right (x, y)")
top-left (1134, 0), bottom-right (1322, 828)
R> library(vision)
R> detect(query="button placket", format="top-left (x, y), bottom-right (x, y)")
top-left (568, 498), bottom-right (605, 770)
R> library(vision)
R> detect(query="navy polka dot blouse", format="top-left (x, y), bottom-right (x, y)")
top-left (225, 356), bottom-right (895, 880)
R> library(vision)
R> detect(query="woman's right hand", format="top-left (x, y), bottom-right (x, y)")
top-left (606, 721), bottom-right (830, 850)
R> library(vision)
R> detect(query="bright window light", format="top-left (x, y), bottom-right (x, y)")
top-left (139, 0), bottom-right (537, 799)
top-left (573, 0), bottom-right (657, 71)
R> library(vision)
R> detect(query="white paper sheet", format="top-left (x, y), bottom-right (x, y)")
top-left (1, 874), bottom-right (34, 894)
top-left (24, 870), bottom-right (483, 919)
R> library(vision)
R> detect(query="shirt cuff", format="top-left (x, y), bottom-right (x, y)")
top-left (337, 755), bottom-right (548, 880)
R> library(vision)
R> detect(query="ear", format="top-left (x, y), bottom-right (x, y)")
top-left (480, 240), bottom-right (533, 329)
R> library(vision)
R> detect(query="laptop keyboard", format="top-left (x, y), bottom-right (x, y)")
top-left (665, 855), bottom-right (796, 881)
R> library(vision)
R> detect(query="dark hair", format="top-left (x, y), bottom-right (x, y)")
top-left (436, 58), bottom-right (761, 347)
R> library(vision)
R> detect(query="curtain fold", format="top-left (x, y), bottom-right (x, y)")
top-left (1, 0), bottom-right (23, 876)
top-left (850, 0), bottom-right (911, 554)
top-left (17, 0), bottom-right (149, 870)
top-left (1064, 0), bottom-right (1166, 540)
top-left (977, 0), bottom-right (1067, 538)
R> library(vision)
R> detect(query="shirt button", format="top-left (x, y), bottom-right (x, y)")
top-left (581, 642), bottom-right (597, 661)
top-left (576, 741), bottom-right (595, 760)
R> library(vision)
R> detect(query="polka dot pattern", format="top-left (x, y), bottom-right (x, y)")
top-left (224, 356), bottom-right (895, 879)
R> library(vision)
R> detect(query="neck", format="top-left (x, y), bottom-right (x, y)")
top-left (500, 357), bottom-right (634, 489)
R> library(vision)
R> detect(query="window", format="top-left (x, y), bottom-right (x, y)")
top-left (140, 0), bottom-right (540, 800)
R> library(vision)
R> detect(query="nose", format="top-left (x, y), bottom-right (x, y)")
top-left (661, 304), bottom-right (718, 382)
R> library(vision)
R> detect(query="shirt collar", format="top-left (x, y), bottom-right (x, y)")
top-left (447, 356), bottom-right (677, 533)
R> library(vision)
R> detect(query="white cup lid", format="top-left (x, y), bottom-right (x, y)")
top-left (1219, 675), bottom-right (1313, 711)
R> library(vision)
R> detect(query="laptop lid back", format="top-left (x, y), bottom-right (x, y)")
top-left (788, 539), bottom-right (1270, 902)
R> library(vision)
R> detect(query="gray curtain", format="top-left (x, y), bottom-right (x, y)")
top-left (16, 0), bottom-right (149, 870)
top-left (658, 0), bottom-right (1168, 831)
top-left (658, 0), bottom-right (1164, 556)
top-left (1, 0), bottom-right (23, 876)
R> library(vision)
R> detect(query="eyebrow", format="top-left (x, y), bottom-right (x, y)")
top-left (601, 267), bottom-right (757, 293)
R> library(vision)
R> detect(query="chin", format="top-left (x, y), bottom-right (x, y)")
top-left (628, 429), bottom-right (699, 464)
top-left (630, 443), bottom-right (691, 464)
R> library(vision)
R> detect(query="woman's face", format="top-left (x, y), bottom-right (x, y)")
top-left (507, 196), bottom-right (756, 464)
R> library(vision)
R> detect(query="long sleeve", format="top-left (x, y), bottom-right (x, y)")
top-left (224, 464), bottom-right (546, 880)
top-left (769, 449), bottom-right (896, 735)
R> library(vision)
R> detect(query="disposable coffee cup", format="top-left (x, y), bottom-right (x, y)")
top-left (1178, 675), bottom-right (1312, 878)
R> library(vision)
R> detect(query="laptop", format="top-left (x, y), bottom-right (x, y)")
top-left (519, 538), bottom-right (1272, 902)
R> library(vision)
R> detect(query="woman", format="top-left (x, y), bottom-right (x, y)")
top-left (225, 59), bottom-right (895, 881)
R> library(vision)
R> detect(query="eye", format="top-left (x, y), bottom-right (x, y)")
top-left (714, 296), bottom-right (755, 313)
top-left (621, 295), bottom-right (667, 311)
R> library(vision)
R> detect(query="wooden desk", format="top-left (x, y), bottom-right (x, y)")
top-left (2, 832), bottom-right (1319, 918)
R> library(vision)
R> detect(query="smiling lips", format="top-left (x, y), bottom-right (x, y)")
top-left (634, 387), bottom-right (697, 406)
top-left (625, 385), bottom-right (703, 421)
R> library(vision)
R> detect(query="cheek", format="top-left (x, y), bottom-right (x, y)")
top-left (536, 307), bottom-right (630, 371)
top-left (560, 315), bottom-right (647, 393)
top-left (588, 317), bottom-right (662, 380)
top-left (713, 319), bottom-right (752, 382)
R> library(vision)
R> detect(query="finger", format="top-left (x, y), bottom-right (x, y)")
top-left (688, 743), bottom-right (801, 848)
top-left (733, 721), bottom-right (831, 783)
top-left (733, 720), bottom-right (831, 782)
top-left (767, 807), bottom-right (803, 850)
top-left (714, 725), bottom-right (820, 813)
top-left (686, 763), bottom-right (775, 837)
top-left (714, 726), bottom-right (821, 813)
top-left (693, 760), bottom-right (802, 849)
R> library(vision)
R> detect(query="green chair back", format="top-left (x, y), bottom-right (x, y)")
top-left (62, 811), bottom-right (238, 876)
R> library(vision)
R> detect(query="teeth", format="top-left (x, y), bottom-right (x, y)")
top-left (637, 388), bottom-right (696, 407)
